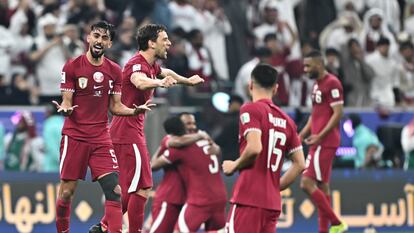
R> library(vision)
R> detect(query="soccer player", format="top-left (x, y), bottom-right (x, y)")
top-left (54, 21), bottom-right (154, 233)
top-left (152, 115), bottom-right (226, 232)
top-left (90, 24), bottom-right (204, 233)
top-left (149, 118), bottom-right (209, 233)
top-left (222, 64), bottom-right (305, 233)
top-left (299, 50), bottom-right (347, 233)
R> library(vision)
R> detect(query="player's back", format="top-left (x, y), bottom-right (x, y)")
top-left (167, 140), bottom-right (227, 206)
top-left (110, 52), bottom-right (161, 144)
top-left (231, 99), bottom-right (302, 211)
top-left (154, 135), bottom-right (186, 205)
top-left (60, 55), bottom-right (122, 144)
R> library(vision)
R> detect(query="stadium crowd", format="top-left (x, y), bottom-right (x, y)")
top-left (0, 0), bottom-right (413, 172)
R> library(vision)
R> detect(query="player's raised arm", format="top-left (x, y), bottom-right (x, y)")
top-left (130, 72), bottom-right (176, 90)
top-left (52, 92), bottom-right (78, 116)
top-left (109, 95), bottom-right (156, 116)
top-left (160, 68), bottom-right (204, 86)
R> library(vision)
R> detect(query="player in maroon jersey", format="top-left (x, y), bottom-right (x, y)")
top-left (299, 50), bottom-right (347, 233)
top-left (149, 116), bottom-right (209, 233)
top-left (222, 64), bottom-right (305, 233)
top-left (152, 115), bottom-right (226, 232)
top-left (54, 21), bottom-right (154, 233)
top-left (90, 24), bottom-right (204, 233)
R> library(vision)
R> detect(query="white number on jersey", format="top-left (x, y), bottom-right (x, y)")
top-left (267, 129), bottom-right (287, 172)
top-left (200, 141), bottom-right (219, 174)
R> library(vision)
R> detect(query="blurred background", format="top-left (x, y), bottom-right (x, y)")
top-left (0, 0), bottom-right (414, 232)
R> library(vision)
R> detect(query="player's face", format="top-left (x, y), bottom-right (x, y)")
top-left (180, 114), bottom-right (197, 134)
top-left (303, 57), bottom-right (320, 80)
top-left (87, 28), bottom-right (112, 59)
top-left (154, 30), bottom-right (171, 59)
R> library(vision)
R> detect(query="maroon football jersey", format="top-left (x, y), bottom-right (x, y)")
top-left (110, 52), bottom-right (161, 144)
top-left (230, 99), bottom-right (302, 211)
top-left (310, 73), bottom-right (344, 147)
top-left (153, 135), bottom-right (186, 205)
top-left (164, 140), bottom-right (227, 206)
top-left (60, 55), bottom-right (122, 144)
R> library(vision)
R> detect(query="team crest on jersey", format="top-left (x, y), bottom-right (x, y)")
top-left (240, 112), bottom-right (250, 124)
top-left (93, 72), bottom-right (104, 83)
top-left (78, 77), bottom-right (88, 89)
top-left (132, 64), bottom-right (141, 72)
top-left (61, 72), bottom-right (66, 83)
top-left (331, 89), bottom-right (340, 98)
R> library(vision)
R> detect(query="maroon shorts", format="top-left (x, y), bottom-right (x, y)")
top-left (225, 204), bottom-right (280, 233)
top-left (150, 200), bottom-right (183, 233)
top-left (178, 203), bottom-right (226, 232)
top-left (114, 143), bottom-right (153, 194)
top-left (302, 145), bottom-right (337, 183)
top-left (59, 135), bottom-right (119, 181)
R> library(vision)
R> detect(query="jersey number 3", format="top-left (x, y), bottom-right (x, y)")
top-left (267, 129), bottom-right (286, 172)
top-left (202, 145), bottom-right (219, 174)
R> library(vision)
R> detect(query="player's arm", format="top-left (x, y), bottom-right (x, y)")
top-left (280, 149), bottom-right (305, 191)
top-left (109, 94), bottom-right (155, 116)
top-left (160, 68), bottom-right (204, 86)
top-left (130, 72), bottom-right (176, 90)
top-left (151, 146), bottom-right (164, 171)
top-left (52, 92), bottom-right (78, 116)
top-left (222, 131), bottom-right (262, 175)
top-left (151, 155), bottom-right (171, 171)
top-left (298, 116), bottom-right (312, 141)
top-left (167, 132), bottom-right (207, 148)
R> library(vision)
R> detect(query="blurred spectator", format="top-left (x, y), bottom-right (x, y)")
top-left (234, 47), bottom-right (272, 102)
top-left (8, 72), bottom-right (37, 105)
top-left (301, 0), bottom-right (336, 49)
top-left (0, 122), bottom-right (4, 170)
top-left (348, 113), bottom-right (384, 169)
top-left (398, 42), bottom-right (414, 105)
top-left (341, 38), bottom-right (375, 106)
top-left (264, 30), bottom-right (296, 68)
top-left (185, 29), bottom-right (215, 92)
top-left (319, 11), bottom-right (362, 51)
top-left (324, 48), bottom-right (344, 82)
top-left (150, 0), bottom-right (172, 29)
top-left (215, 94), bottom-right (243, 161)
top-left (168, 0), bottom-right (203, 32)
top-left (404, 2), bottom-right (414, 38)
top-left (61, 0), bottom-right (105, 25)
top-left (4, 111), bottom-right (43, 171)
top-left (0, 25), bottom-right (14, 85)
top-left (365, 0), bottom-right (401, 33)
top-left (108, 28), bottom-right (134, 67)
top-left (0, 0), bottom-right (13, 27)
top-left (334, 0), bottom-right (365, 15)
top-left (365, 37), bottom-right (402, 107)
top-left (30, 13), bottom-right (70, 104)
top-left (62, 24), bottom-right (84, 58)
top-left (401, 117), bottom-right (414, 170)
top-left (203, 0), bottom-right (232, 81)
top-left (42, 102), bottom-right (64, 172)
top-left (360, 8), bottom-right (397, 55)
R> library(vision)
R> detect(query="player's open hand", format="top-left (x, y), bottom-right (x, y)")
top-left (52, 100), bottom-right (78, 116)
top-left (160, 76), bottom-right (177, 88)
top-left (222, 160), bottom-right (237, 176)
top-left (133, 100), bottom-right (156, 115)
top-left (187, 75), bottom-right (204, 86)
top-left (304, 134), bottom-right (321, 145)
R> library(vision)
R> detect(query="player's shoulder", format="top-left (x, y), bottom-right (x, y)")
top-left (240, 101), bottom-right (261, 111)
top-left (270, 105), bottom-right (297, 129)
top-left (325, 73), bottom-right (342, 87)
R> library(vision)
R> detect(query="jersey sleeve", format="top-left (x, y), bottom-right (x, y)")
top-left (239, 103), bottom-right (262, 138)
top-left (111, 65), bottom-right (122, 95)
top-left (326, 78), bottom-right (344, 107)
top-left (155, 63), bottom-right (162, 77)
top-left (158, 135), bottom-right (171, 157)
top-left (286, 119), bottom-right (303, 155)
top-left (162, 147), bottom-right (181, 164)
top-left (60, 61), bottom-right (75, 92)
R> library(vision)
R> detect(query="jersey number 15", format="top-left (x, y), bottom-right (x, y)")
top-left (267, 129), bottom-right (286, 172)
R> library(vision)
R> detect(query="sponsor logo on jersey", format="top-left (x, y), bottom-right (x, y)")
top-left (132, 64), bottom-right (141, 72)
top-left (240, 112), bottom-right (250, 124)
top-left (61, 71), bottom-right (66, 83)
top-left (93, 72), bottom-right (104, 83)
top-left (78, 77), bottom-right (88, 89)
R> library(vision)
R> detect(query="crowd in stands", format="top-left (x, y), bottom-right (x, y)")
top-left (0, 0), bottom-right (414, 171)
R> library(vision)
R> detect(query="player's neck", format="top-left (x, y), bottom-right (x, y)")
top-left (251, 91), bottom-right (273, 102)
top-left (140, 50), bottom-right (157, 65)
top-left (86, 51), bottom-right (104, 66)
top-left (317, 70), bottom-right (328, 81)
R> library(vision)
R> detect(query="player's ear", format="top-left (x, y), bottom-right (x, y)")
top-left (86, 34), bottom-right (91, 44)
top-left (272, 84), bottom-right (279, 96)
top-left (107, 40), bottom-right (113, 49)
top-left (248, 79), bottom-right (253, 91)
